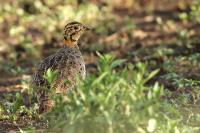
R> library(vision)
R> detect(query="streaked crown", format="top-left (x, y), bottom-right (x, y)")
top-left (63, 21), bottom-right (90, 42)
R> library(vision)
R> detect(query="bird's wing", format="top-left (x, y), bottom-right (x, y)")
top-left (32, 52), bottom-right (64, 86)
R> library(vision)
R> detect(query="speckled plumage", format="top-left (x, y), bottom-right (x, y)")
top-left (31, 21), bottom-right (89, 112)
top-left (33, 46), bottom-right (85, 90)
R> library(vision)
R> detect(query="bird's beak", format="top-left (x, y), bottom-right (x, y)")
top-left (84, 26), bottom-right (91, 31)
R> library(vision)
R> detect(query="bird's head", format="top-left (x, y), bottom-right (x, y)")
top-left (63, 21), bottom-right (90, 47)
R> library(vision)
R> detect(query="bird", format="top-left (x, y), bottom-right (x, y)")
top-left (31, 21), bottom-right (90, 112)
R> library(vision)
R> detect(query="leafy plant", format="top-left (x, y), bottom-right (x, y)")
top-left (45, 54), bottom-right (183, 133)
top-left (178, 0), bottom-right (200, 24)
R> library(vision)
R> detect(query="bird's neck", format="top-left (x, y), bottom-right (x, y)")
top-left (63, 39), bottom-right (79, 49)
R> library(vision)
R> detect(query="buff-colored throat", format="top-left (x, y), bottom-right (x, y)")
top-left (63, 39), bottom-right (78, 48)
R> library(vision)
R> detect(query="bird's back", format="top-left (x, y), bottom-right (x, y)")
top-left (32, 46), bottom-right (85, 92)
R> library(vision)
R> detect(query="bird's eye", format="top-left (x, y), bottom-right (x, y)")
top-left (74, 26), bottom-right (79, 30)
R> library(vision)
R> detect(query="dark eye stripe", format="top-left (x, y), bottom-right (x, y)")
top-left (64, 28), bottom-right (81, 37)
top-left (74, 26), bottom-right (78, 30)
top-left (64, 27), bottom-right (77, 35)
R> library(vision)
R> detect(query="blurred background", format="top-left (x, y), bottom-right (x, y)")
top-left (0, 0), bottom-right (199, 92)
top-left (0, 0), bottom-right (200, 132)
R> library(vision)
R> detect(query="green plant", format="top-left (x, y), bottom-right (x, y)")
top-left (178, 0), bottom-right (200, 24)
top-left (45, 54), bottom-right (184, 133)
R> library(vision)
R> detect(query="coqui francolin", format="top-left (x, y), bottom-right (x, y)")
top-left (31, 21), bottom-right (90, 112)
